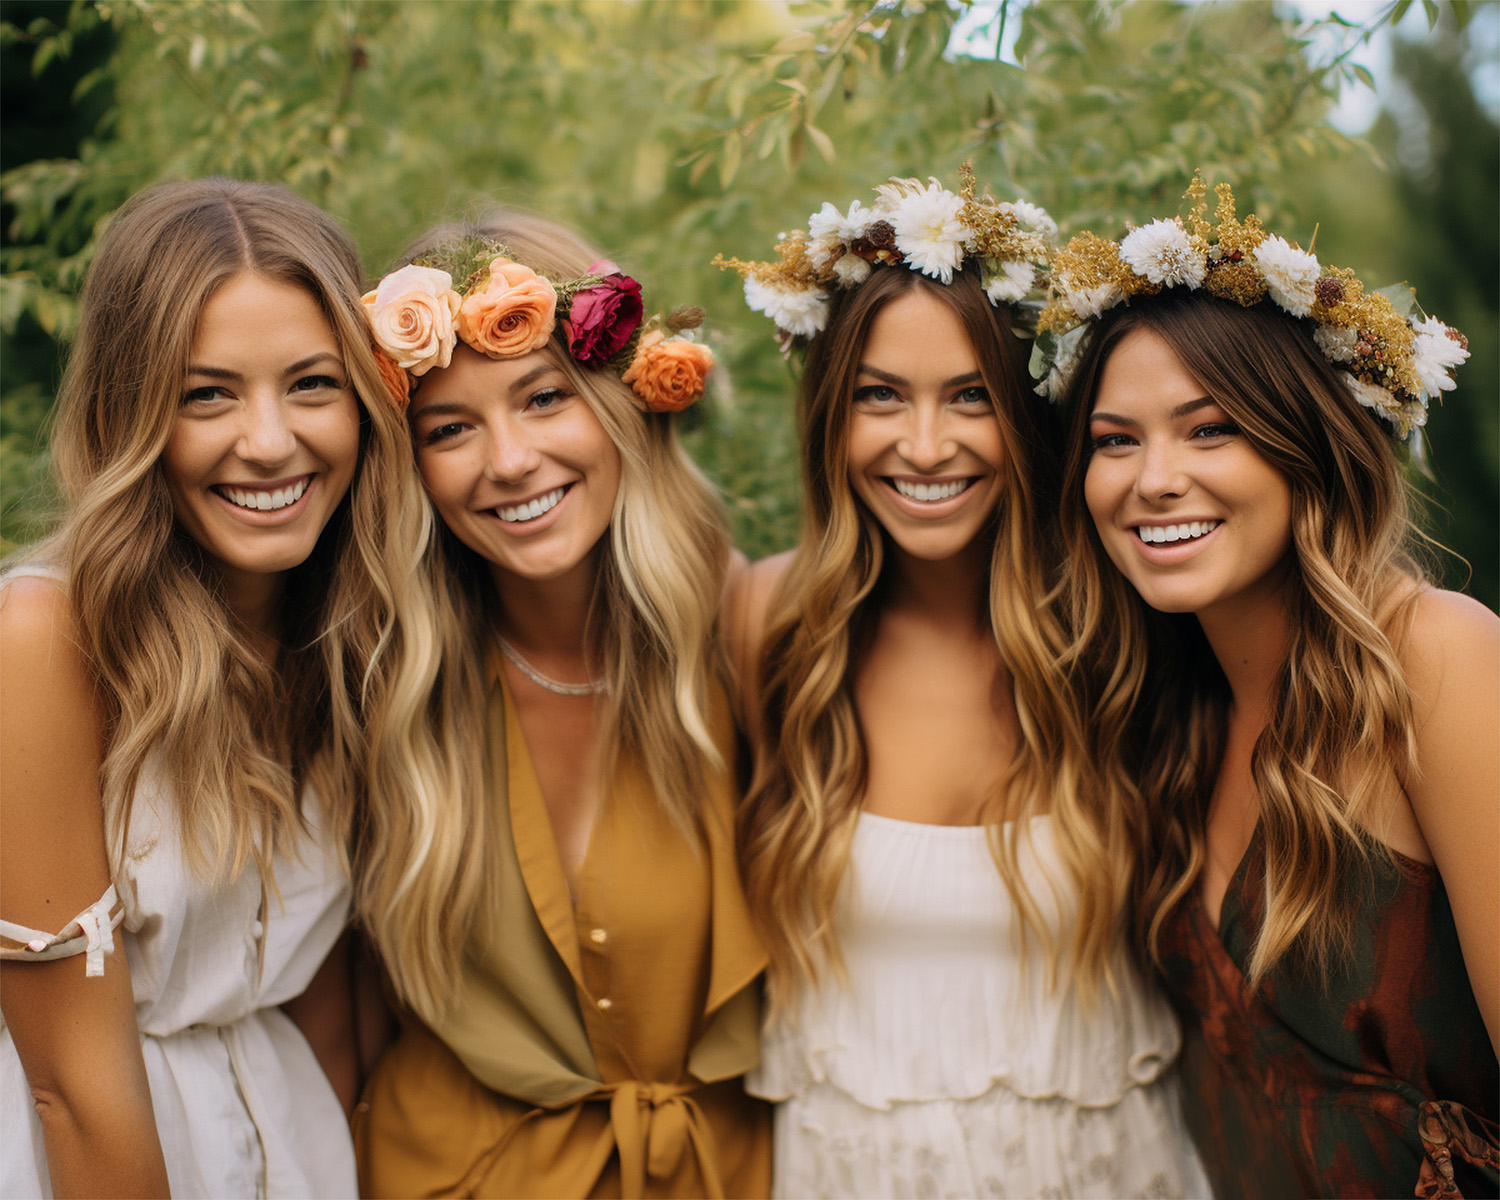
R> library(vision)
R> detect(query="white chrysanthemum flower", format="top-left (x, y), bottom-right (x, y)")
top-left (831, 253), bottom-right (872, 286)
top-left (984, 260), bottom-right (1035, 304)
top-left (1314, 324), bottom-right (1357, 363)
top-left (1410, 315), bottom-right (1469, 397)
top-left (1119, 219), bottom-right (1205, 289)
top-left (1253, 236), bottom-right (1320, 317)
top-left (807, 200), bottom-right (875, 270)
top-left (1008, 200), bottom-right (1057, 236)
top-left (745, 277), bottom-right (828, 338)
top-left (1062, 277), bottom-right (1124, 320)
top-left (891, 184), bottom-right (968, 284)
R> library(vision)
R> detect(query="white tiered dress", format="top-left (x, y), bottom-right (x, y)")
top-left (0, 567), bottom-right (357, 1199)
top-left (751, 812), bottom-right (1209, 1199)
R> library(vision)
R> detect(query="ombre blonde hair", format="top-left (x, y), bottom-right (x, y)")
top-left (355, 211), bottom-right (731, 1021)
top-left (1056, 289), bottom-right (1426, 986)
top-left (738, 266), bottom-right (1125, 1016)
top-left (31, 176), bottom-right (432, 886)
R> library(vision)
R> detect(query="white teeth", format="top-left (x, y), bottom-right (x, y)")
top-left (892, 478), bottom-right (970, 502)
top-left (1136, 520), bottom-right (1219, 544)
top-left (220, 478), bottom-right (308, 512)
top-left (496, 486), bottom-right (566, 523)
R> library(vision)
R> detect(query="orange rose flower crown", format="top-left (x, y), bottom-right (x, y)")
top-left (363, 235), bottom-right (712, 415)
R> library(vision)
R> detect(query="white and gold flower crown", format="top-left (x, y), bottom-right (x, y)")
top-left (363, 235), bottom-right (712, 415)
top-left (1036, 175), bottom-right (1468, 439)
top-left (714, 163), bottom-right (1053, 345)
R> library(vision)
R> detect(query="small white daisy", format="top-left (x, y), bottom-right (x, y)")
top-left (1062, 277), bottom-right (1124, 320)
top-left (745, 277), bottom-right (828, 338)
top-left (983, 260), bottom-right (1035, 304)
top-left (1410, 315), bottom-right (1469, 398)
top-left (1253, 235), bottom-right (1320, 317)
top-left (1119, 219), bottom-right (1205, 289)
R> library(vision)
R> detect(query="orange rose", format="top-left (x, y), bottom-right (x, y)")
top-left (621, 330), bottom-right (714, 413)
top-left (456, 258), bottom-right (557, 358)
top-left (372, 344), bottom-right (412, 413)
top-left (362, 264), bottom-right (461, 376)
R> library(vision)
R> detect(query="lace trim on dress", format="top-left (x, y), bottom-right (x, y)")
top-left (0, 884), bottom-right (123, 977)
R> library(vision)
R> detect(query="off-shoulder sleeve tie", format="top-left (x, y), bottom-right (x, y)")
top-left (0, 884), bottom-right (122, 977)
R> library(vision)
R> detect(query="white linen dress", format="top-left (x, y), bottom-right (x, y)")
top-left (751, 812), bottom-right (1210, 1199)
top-left (0, 566), bottom-right (357, 1200)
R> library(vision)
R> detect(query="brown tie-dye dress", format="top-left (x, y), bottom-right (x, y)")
top-left (1157, 830), bottom-right (1498, 1199)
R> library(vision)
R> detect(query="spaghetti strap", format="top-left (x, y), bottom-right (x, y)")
top-left (0, 884), bottom-right (123, 977)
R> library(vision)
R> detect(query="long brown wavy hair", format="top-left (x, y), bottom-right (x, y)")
top-left (354, 211), bottom-right (732, 1021)
top-left (739, 265), bottom-right (1124, 1016)
top-left (33, 176), bottom-right (432, 886)
top-left (1056, 289), bottom-right (1427, 985)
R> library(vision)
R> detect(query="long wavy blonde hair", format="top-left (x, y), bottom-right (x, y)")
top-left (355, 211), bottom-right (731, 1022)
top-left (739, 266), bottom-right (1124, 1016)
top-left (1056, 289), bottom-right (1426, 986)
top-left (32, 176), bottom-right (432, 886)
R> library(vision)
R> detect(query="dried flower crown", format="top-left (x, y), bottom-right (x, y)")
top-left (714, 163), bottom-right (1053, 347)
top-left (1036, 175), bottom-right (1469, 439)
top-left (363, 235), bottom-right (712, 415)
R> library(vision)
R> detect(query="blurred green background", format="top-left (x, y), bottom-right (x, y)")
top-left (3, 0), bottom-right (1495, 608)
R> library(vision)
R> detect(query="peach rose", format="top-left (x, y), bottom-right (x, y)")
top-left (621, 330), bottom-right (714, 413)
top-left (456, 258), bottom-right (557, 358)
top-left (362, 264), bottom-right (461, 376)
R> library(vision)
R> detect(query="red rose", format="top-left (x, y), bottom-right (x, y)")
top-left (565, 266), bottom-right (644, 368)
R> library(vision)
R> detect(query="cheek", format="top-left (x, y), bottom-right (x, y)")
top-left (1082, 458), bottom-right (1116, 530)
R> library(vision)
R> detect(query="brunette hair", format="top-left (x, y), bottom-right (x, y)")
top-left (1056, 288), bottom-right (1427, 985)
top-left (36, 176), bottom-right (431, 885)
top-left (739, 264), bottom-right (1123, 1014)
top-left (355, 210), bottom-right (731, 1020)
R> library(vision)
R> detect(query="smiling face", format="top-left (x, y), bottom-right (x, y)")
top-left (845, 287), bottom-right (1006, 567)
top-left (1084, 325), bottom-right (1294, 624)
top-left (409, 343), bottom-right (622, 592)
top-left (162, 272), bottom-right (361, 589)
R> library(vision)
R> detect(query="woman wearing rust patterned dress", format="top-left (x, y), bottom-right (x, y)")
top-left (1044, 178), bottom-right (1498, 1198)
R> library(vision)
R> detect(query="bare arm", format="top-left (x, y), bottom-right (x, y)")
top-left (1399, 588), bottom-right (1499, 1054)
top-left (0, 579), bottom-right (170, 1197)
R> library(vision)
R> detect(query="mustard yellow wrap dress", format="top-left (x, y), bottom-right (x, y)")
top-left (355, 663), bottom-right (771, 1199)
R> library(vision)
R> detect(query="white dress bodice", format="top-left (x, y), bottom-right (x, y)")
top-left (751, 812), bottom-right (1209, 1199)
top-left (1, 564), bottom-right (356, 1199)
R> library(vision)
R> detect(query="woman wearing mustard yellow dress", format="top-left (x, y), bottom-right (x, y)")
top-left (350, 211), bottom-right (769, 1198)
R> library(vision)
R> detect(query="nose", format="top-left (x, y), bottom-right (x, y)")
top-left (483, 422), bottom-right (542, 483)
top-left (1134, 438), bottom-right (1189, 501)
top-left (897, 404), bottom-right (957, 471)
top-left (235, 395), bottom-right (297, 466)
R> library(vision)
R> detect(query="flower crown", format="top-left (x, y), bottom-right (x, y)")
top-left (363, 235), bottom-right (713, 415)
top-left (1036, 175), bottom-right (1469, 439)
top-left (714, 163), bottom-right (1053, 347)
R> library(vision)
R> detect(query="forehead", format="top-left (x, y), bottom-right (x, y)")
top-left (410, 344), bottom-right (565, 412)
top-left (1091, 326), bottom-right (1207, 415)
top-left (860, 288), bottom-right (979, 372)
top-left (191, 272), bottom-right (334, 354)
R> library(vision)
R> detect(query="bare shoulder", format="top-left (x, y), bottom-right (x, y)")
top-left (1392, 586), bottom-right (1499, 714)
top-left (721, 549), bottom-right (797, 732)
top-left (723, 549), bottom-right (796, 660)
top-left (0, 573), bottom-right (91, 677)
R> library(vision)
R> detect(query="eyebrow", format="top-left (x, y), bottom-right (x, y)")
top-left (856, 365), bottom-right (985, 389)
top-left (1090, 396), bottom-right (1218, 426)
top-left (185, 351), bottom-right (344, 381)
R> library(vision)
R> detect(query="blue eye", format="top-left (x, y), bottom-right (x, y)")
top-left (1191, 422), bottom-right (1240, 440)
top-left (529, 387), bottom-right (570, 411)
top-left (1090, 432), bottom-right (1136, 452)
top-left (954, 386), bottom-right (992, 408)
top-left (853, 385), bottom-right (898, 405)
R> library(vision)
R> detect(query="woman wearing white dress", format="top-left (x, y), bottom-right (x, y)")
top-left (0, 177), bottom-right (428, 1198)
top-left (718, 170), bottom-right (1208, 1198)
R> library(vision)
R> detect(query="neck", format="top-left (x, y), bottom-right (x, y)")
top-left (1196, 579), bottom-right (1292, 721)
top-left (882, 537), bottom-right (992, 634)
top-left (218, 565), bottom-right (287, 663)
top-left (487, 554), bottom-right (598, 658)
